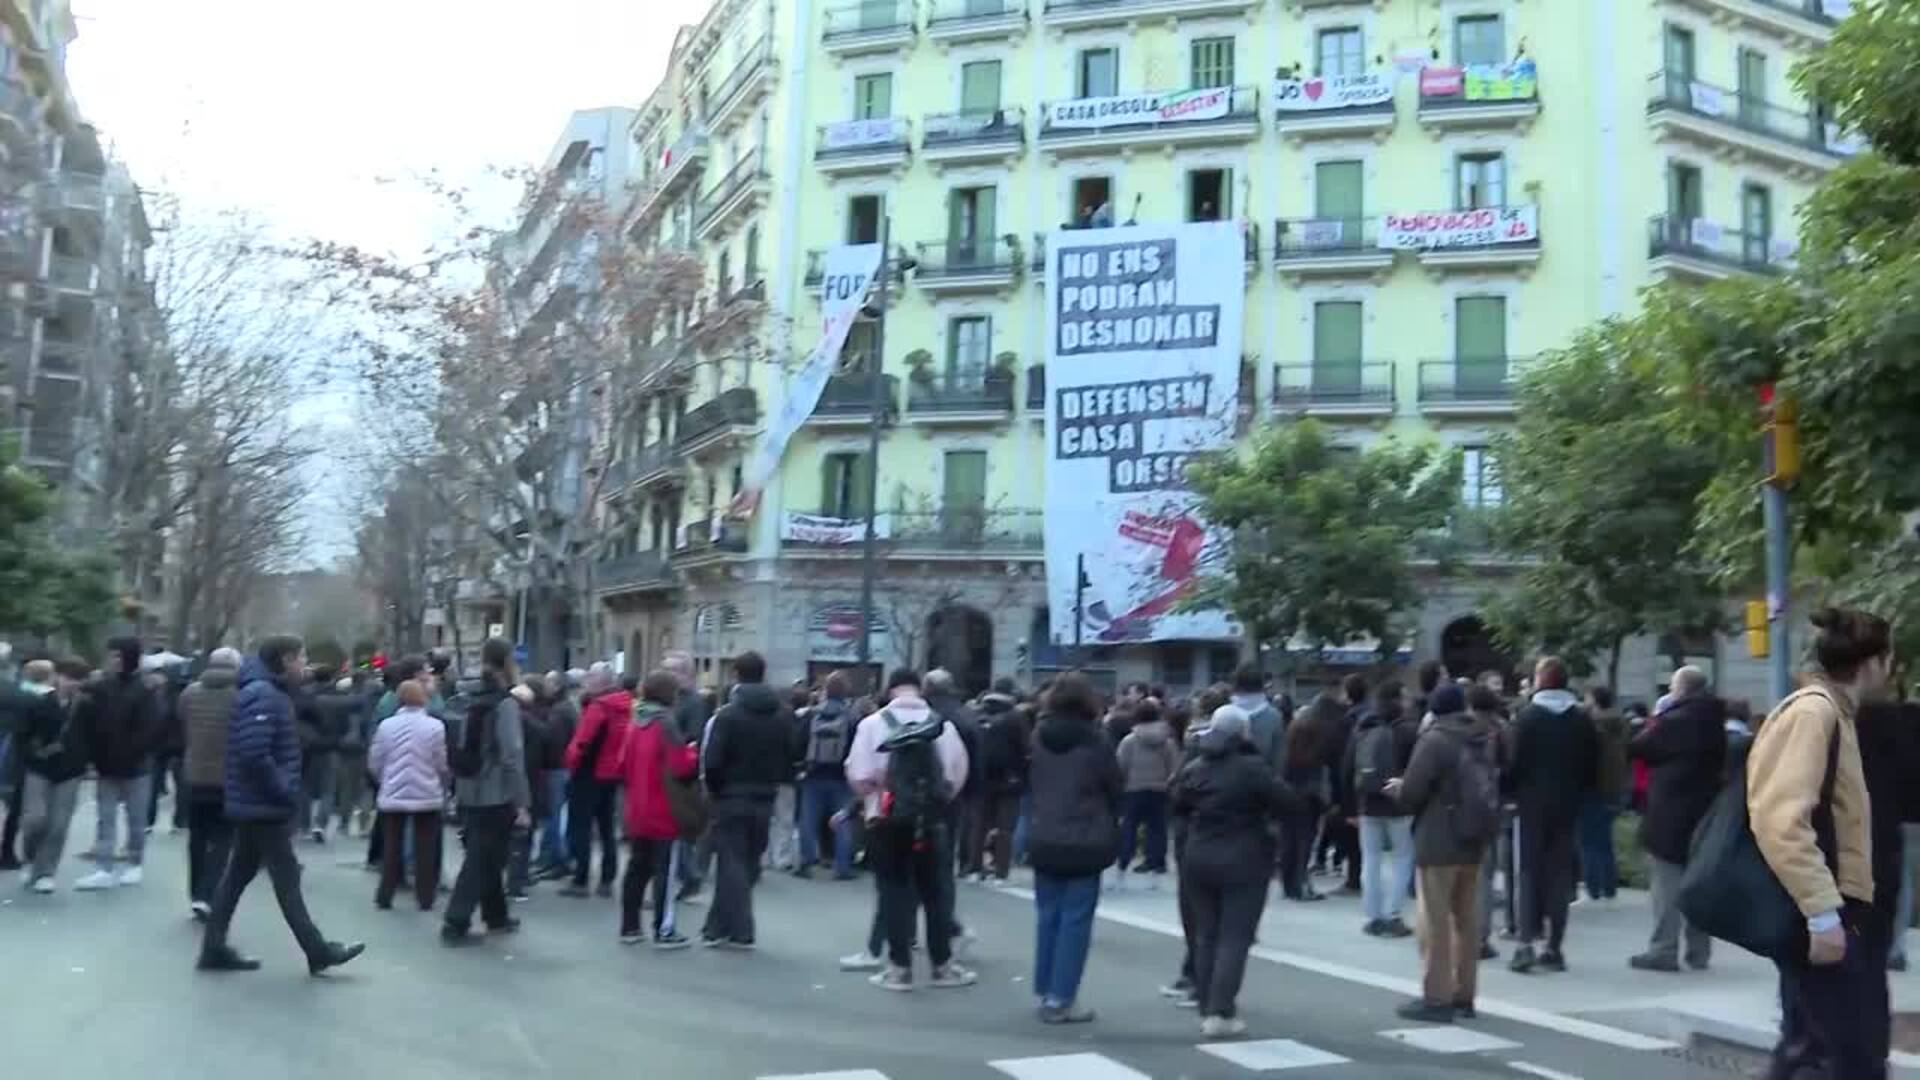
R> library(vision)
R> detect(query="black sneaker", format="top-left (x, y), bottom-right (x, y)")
top-left (595, 882), bottom-right (613, 898)
top-left (308, 941), bottom-right (366, 976)
top-left (1509, 945), bottom-right (1537, 974)
top-left (1479, 942), bottom-right (1499, 961)
top-left (1538, 950), bottom-right (1567, 973)
top-left (441, 924), bottom-right (481, 947)
top-left (1395, 999), bottom-right (1456, 1023)
top-left (653, 933), bottom-right (692, 951)
top-left (792, 866), bottom-right (814, 880)
top-left (1452, 1001), bottom-right (1477, 1020)
top-left (558, 883), bottom-right (590, 898)
top-left (197, 946), bottom-right (262, 973)
top-left (487, 918), bottom-right (521, 935)
top-left (1629, 953), bottom-right (1679, 973)
top-left (1380, 918), bottom-right (1414, 939)
top-left (1362, 919), bottom-right (1387, 937)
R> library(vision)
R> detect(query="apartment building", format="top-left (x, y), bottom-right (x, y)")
top-left (594, 0), bottom-right (1852, 697)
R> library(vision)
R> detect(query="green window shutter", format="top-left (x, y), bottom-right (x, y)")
top-left (850, 453), bottom-right (874, 517)
top-left (1454, 297), bottom-right (1507, 391)
top-left (1314, 161), bottom-right (1364, 224)
top-left (860, 0), bottom-right (895, 30)
top-left (961, 61), bottom-right (1002, 114)
top-left (1456, 16), bottom-right (1504, 66)
top-left (855, 74), bottom-right (892, 120)
top-left (1738, 48), bottom-right (1766, 104)
top-left (1664, 26), bottom-right (1695, 83)
top-left (1191, 38), bottom-right (1234, 89)
top-left (821, 455), bottom-right (843, 516)
top-left (1312, 302), bottom-right (1363, 392)
top-left (943, 450), bottom-right (988, 541)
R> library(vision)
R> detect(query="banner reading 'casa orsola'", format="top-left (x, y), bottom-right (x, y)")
top-left (1042, 222), bottom-right (1244, 646)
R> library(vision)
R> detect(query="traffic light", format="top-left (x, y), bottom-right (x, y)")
top-left (1761, 385), bottom-right (1800, 487)
top-left (1745, 600), bottom-right (1770, 659)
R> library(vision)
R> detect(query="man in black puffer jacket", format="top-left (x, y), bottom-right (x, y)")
top-left (1627, 666), bottom-right (1725, 973)
top-left (1027, 672), bottom-right (1122, 1024)
top-left (973, 679), bottom-right (1029, 880)
top-left (701, 651), bottom-right (801, 949)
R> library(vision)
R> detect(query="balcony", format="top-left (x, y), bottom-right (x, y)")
top-left (1667, 0), bottom-right (1840, 46)
top-left (1272, 217), bottom-right (1396, 279)
top-left (37, 337), bottom-right (88, 377)
top-left (1416, 62), bottom-right (1541, 133)
top-left (1382, 205), bottom-right (1542, 275)
top-left (629, 440), bottom-right (688, 491)
top-left (1041, 0), bottom-right (1259, 31)
top-left (1272, 74), bottom-right (1398, 142)
top-left (45, 254), bottom-right (97, 295)
top-left (674, 385), bottom-right (759, 455)
top-left (627, 128), bottom-right (709, 233)
top-left (46, 171), bottom-right (106, 216)
top-left (921, 107), bottom-right (1026, 168)
top-left (1273, 362), bottom-right (1397, 418)
top-left (814, 118), bottom-right (913, 176)
top-left (695, 149), bottom-right (769, 242)
top-left (822, 0), bottom-right (917, 55)
top-left (674, 518), bottom-right (749, 562)
top-left (913, 238), bottom-right (1021, 294)
top-left (1645, 72), bottom-right (1850, 178)
top-left (708, 38), bottom-right (777, 135)
top-left (905, 370), bottom-right (1016, 423)
top-left (1038, 85), bottom-right (1260, 156)
top-left (1418, 359), bottom-right (1519, 418)
top-left (597, 551), bottom-right (673, 596)
top-left (809, 372), bottom-right (898, 427)
top-left (1646, 214), bottom-right (1794, 281)
top-left (893, 508), bottom-right (1044, 556)
top-left (927, 0), bottom-right (1029, 44)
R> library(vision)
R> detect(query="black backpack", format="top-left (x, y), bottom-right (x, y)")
top-left (448, 694), bottom-right (497, 780)
top-left (879, 710), bottom-right (949, 832)
top-left (1449, 735), bottom-right (1502, 844)
top-left (807, 706), bottom-right (852, 769)
top-left (1353, 722), bottom-right (1397, 800)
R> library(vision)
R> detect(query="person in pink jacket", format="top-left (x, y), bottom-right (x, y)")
top-left (618, 670), bottom-right (700, 948)
top-left (368, 680), bottom-right (450, 911)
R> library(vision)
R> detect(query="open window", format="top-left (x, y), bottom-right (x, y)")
top-left (847, 194), bottom-right (882, 243)
top-left (1070, 176), bottom-right (1112, 228)
top-left (1187, 169), bottom-right (1229, 222)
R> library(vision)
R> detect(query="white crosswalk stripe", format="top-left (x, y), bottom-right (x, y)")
top-left (988, 1052), bottom-right (1152, 1080)
top-left (1379, 1027), bottom-right (1524, 1054)
top-left (757, 1072), bottom-right (893, 1080)
top-left (1198, 1039), bottom-right (1352, 1071)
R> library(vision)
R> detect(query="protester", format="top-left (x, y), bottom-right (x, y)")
top-left (1578, 685), bottom-right (1631, 905)
top-left (368, 678), bottom-right (449, 912)
top-left (796, 671), bottom-right (856, 881)
top-left (662, 650), bottom-right (710, 901)
top-left (1229, 665), bottom-right (1285, 775)
top-left (1280, 678), bottom-right (1348, 902)
top-left (441, 638), bottom-right (532, 945)
top-left (1322, 673), bottom-right (1369, 894)
top-left (179, 649), bottom-right (242, 917)
top-left (699, 651), bottom-right (797, 950)
top-left (1505, 656), bottom-right (1599, 974)
top-left (73, 637), bottom-right (162, 890)
top-left (533, 671), bottom-right (577, 880)
top-left (973, 678), bottom-right (1029, 880)
top-left (1115, 699), bottom-right (1179, 878)
top-left (1627, 666), bottom-right (1725, 972)
top-left (1172, 703), bottom-right (1300, 1039)
top-left (1027, 672), bottom-right (1122, 1022)
top-left (926, 669), bottom-right (986, 881)
top-left (618, 670), bottom-right (699, 948)
top-left (1749, 608), bottom-right (1890, 1078)
top-left (0, 656), bottom-right (34, 872)
top-left (1468, 684), bottom-right (1512, 960)
top-left (293, 666), bottom-right (343, 844)
top-left (197, 636), bottom-right (364, 975)
top-left (1345, 679), bottom-right (1419, 937)
top-left (1390, 684), bottom-right (1500, 1022)
top-left (561, 663), bottom-right (626, 897)
top-left (16, 660), bottom-right (85, 894)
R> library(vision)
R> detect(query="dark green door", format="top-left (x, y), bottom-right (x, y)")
top-left (1454, 296), bottom-right (1507, 396)
top-left (1312, 301), bottom-right (1363, 398)
top-left (942, 450), bottom-right (988, 543)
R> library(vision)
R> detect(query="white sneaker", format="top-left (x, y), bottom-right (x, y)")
top-left (31, 876), bottom-right (55, 894)
top-left (190, 900), bottom-right (212, 918)
top-left (74, 869), bottom-right (117, 891)
top-left (1201, 1016), bottom-right (1248, 1039)
top-left (839, 950), bottom-right (885, 972)
top-left (952, 926), bottom-right (980, 958)
top-left (117, 866), bottom-right (144, 887)
top-left (929, 962), bottom-right (978, 989)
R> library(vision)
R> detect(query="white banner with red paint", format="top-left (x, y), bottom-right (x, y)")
top-left (1273, 73), bottom-right (1393, 112)
top-left (1042, 222), bottom-right (1244, 645)
top-left (1045, 87), bottom-right (1232, 129)
top-left (1377, 205), bottom-right (1539, 250)
top-left (780, 512), bottom-right (891, 546)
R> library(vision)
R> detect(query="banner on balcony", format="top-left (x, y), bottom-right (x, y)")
top-left (1042, 222), bottom-right (1244, 646)
top-left (1378, 205), bottom-right (1538, 250)
top-left (1045, 87), bottom-right (1232, 130)
top-left (733, 243), bottom-right (883, 517)
top-left (1463, 60), bottom-right (1537, 101)
top-left (780, 512), bottom-right (891, 546)
top-left (1273, 73), bottom-right (1393, 112)
top-left (820, 118), bottom-right (902, 151)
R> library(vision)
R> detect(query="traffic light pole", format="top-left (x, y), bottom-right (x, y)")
top-left (1761, 386), bottom-right (1796, 703)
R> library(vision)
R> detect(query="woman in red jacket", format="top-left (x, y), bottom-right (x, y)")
top-left (561, 669), bottom-right (630, 896)
top-left (619, 670), bottom-right (700, 948)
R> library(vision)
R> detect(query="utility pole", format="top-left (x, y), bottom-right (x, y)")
top-left (1760, 383), bottom-right (1798, 702)
top-left (855, 219), bottom-right (895, 692)
top-left (1073, 553), bottom-right (1087, 665)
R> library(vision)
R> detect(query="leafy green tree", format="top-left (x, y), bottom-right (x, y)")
top-left (1484, 328), bottom-right (1726, 685)
top-left (0, 444), bottom-right (120, 654)
top-left (1185, 420), bottom-right (1461, 663)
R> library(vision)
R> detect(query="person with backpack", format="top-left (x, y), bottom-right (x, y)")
top-left (16, 659), bottom-right (86, 894)
top-left (1343, 679), bottom-right (1419, 937)
top-left (179, 649), bottom-right (242, 916)
top-left (1114, 699), bottom-right (1180, 877)
top-left (700, 651), bottom-right (801, 950)
top-left (796, 671), bottom-right (857, 881)
top-left (561, 664), bottom-right (626, 897)
top-left (973, 678), bottom-right (1029, 881)
top-left (844, 667), bottom-right (973, 992)
top-left (1026, 671), bottom-right (1122, 1023)
top-left (1386, 683), bottom-right (1501, 1022)
top-left (1280, 678), bottom-right (1349, 902)
top-left (368, 677), bottom-right (449, 912)
top-left (618, 670), bottom-right (701, 949)
top-left (441, 638), bottom-right (532, 946)
top-left (1627, 666), bottom-right (1725, 973)
top-left (1504, 656), bottom-right (1599, 975)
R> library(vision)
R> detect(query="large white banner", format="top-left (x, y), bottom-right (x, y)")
top-left (820, 117), bottom-right (905, 150)
top-left (1378, 205), bottom-right (1538, 250)
top-left (1273, 73), bottom-right (1393, 112)
top-left (734, 244), bottom-right (882, 515)
top-left (780, 511), bottom-right (892, 545)
top-left (1046, 87), bottom-right (1232, 130)
top-left (1042, 222), bottom-right (1244, 646)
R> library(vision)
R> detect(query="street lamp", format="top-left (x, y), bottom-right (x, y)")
top-left (854, 217), bottom-right (915, 691)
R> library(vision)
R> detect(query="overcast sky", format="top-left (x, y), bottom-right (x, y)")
top-left (66, 0), bottom-right (712, 561)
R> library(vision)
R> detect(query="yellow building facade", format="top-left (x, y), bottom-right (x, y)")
top-left (598, 0), bottom-right (1851, 698)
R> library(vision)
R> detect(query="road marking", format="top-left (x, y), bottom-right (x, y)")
top-left (1198, 1038), bottom-right (1352, 1070)
top-left (758, 1072), bottom-right (891, 1080)
top-left (988, 1052), bottom-right (1152, 1080)
top-left (1508, 1063), bottom-right (1583, 1080)
top-left (1381, 1027), bottom-right (1523, 1054)
top-left (997, 887), bottom-right (1678, 1053)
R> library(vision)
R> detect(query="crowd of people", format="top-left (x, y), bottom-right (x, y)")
top-left (0, 609), bottom-right (1914, 1073)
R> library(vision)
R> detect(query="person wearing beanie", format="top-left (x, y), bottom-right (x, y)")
top-left (1388, 681), bottom-right (1501, 1022)
top-left (71, 637), bottom-right (163, 890)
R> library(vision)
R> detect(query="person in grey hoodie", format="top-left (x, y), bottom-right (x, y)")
top-left (1503, 656), bottom-right (1598, 974)
top-left (1115, 701), bottom-right (1181, 875)
top-left (179, 648), bottom-right (242, 917)
top-left (441, 638), bottom-right (532, 945)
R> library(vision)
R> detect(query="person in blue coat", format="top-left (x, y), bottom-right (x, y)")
top-left (197, 636), bottom-right (365, 976)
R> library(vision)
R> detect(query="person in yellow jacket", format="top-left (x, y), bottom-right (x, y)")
top-left (1748, 606), bottom-right (1891, 1080)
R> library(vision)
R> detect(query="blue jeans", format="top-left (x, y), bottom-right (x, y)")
top-left (1576, 795), bottom-right (1621, 900)
top-left (537, 769), bottom-right (569, 869)
top-left (798, 775), bottom-right (854, 876)
top-left (1116, 790), bottom-right (1169, 871)
top-left (1013, 792), bottom-right (1032, 865)
top-left (1358, 816), bottom-right (1414, 923)
top-left (1033, 872), bottom-right (1101, 1007)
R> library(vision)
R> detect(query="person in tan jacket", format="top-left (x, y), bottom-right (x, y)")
top-left (1747, 607), bottom-right (1892, 1080)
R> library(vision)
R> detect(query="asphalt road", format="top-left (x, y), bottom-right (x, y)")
top-left (1, 809), bottom-right (1743, 1080)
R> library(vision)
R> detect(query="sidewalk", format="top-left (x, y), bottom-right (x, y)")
top-left (968, 867), bottom-right (1920, 1069)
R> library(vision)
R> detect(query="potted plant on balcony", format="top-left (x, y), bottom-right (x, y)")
top-left (985, 350), bottom-right (1016, 399)
top-left (906, 348), bottom-right (935, 387)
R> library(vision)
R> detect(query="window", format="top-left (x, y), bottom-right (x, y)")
top-left (942, 450), bottom-right (989, 536)
top-left (948, 185), bottom-right (996, 262)
top-left (1078, 48), bottom-right (1118, 97)
top-left (854, 73), bottom-right (892, 120)
top-left (821, 452), bottom-right (872, 518)
top-left (841, 321), bottom-right (877, 372)
top-left (1667, 162), bottom-right (1702, 224)
top-left (960, 60), bottom-right (1002, 114)
top-left (1312, 301), bottom-right (1363, 393)
top-left (1317, 27), bottom-right (1364, 78)
top-left (1461, 446), bottom-right (1504, 508)
top-left (1456, 153), bottom-right (1506, 210)
top-left (847, 194), bottom-right (882, 243)
top-left (948, 315), bottom-right (991, 378)
top-left (1191, 37), bottom-right (1235, 89)
top-left (1187, 168), bottom-right (1229, 221)
top-left (1454, 296), bottom-right (1508, 391)
top-left (743, 224), bottom-right (761, 283)
top-left (1455, 15), bottom-right (1504, 67)
top-left (1742, 183), bottom-right (1772, 265)
top-left (858, 0), bottom-right (896, 30)
top-left (1664, 25), bottom-right (1696, 86)
top-left (1737, 47), bottom-right (1767, 121)
top-left (1071, 176), bottom-right (1112, 227)
top-left (1314, 160), bottom-right (1364, 224)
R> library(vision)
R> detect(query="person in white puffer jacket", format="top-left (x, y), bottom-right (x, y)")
top-left (367, 681), bottom-right (450, 911)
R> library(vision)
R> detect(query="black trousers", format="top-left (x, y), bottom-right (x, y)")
top-left (1768, 907), bottom-right (1890, 1080)
top-left (0, 782), bottom-right (22, 865)
top-left (1515, 811), bottom-right (1576, 951)
top-left (445, 805), bottom-right (513, 932)
top-left (568, 777), bottom-right (619, 887)
top-left (200, 821), bottom-right (328, 961)
top-left (872, 822), bottom-right (954, 969)
top-left (702, 799), bottom-right (771, 944)
top-left (1279, 795), bottom-right (1324, 897)
top-left (377, 811), bottom-right (443, 911)
top-left (970, 791), bottom-right (1022, 879)
top-left (620, 837), bottom-right (675, 939)
top-left (1187, 869), bottom-right (1269, 1020)
top-left (185, 786), bottom-right (233, 905)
